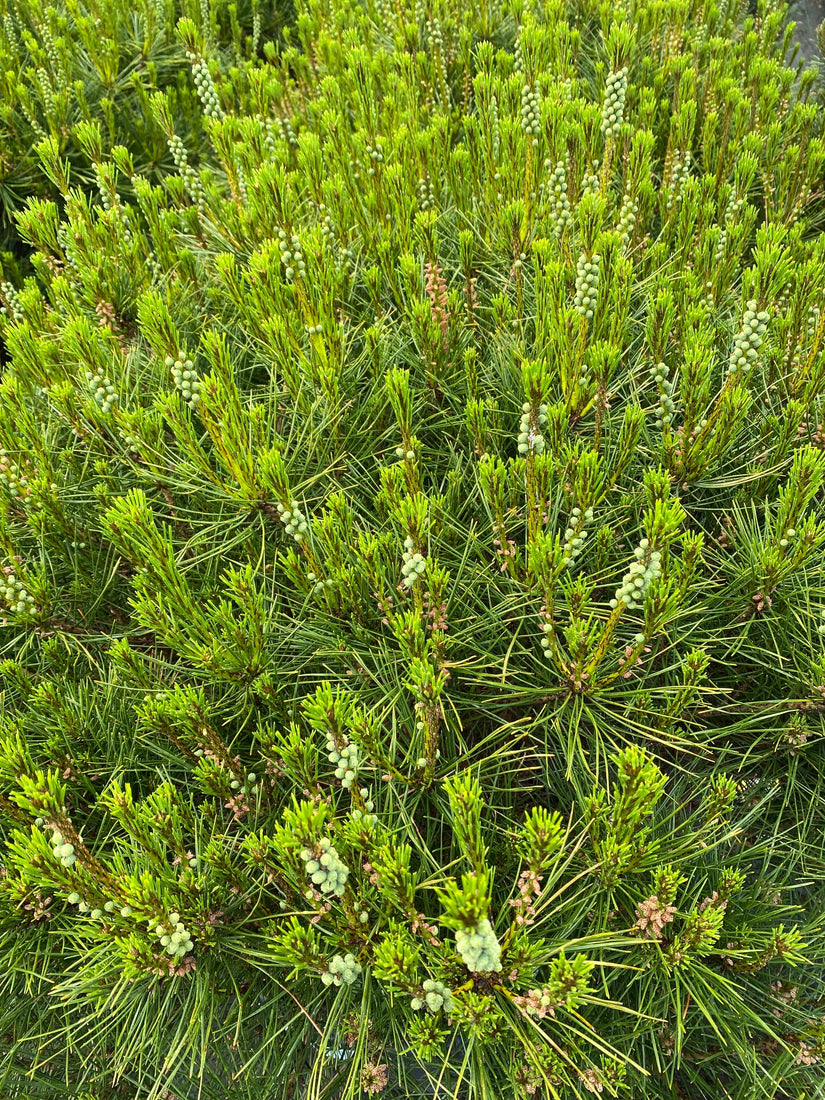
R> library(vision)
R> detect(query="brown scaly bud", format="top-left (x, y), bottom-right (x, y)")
top-left (424, 260), bottom-right (449, 348)
top-left (634, 895), bottom-right (676, 939)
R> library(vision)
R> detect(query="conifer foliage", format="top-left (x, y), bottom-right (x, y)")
top-left (0, 0), bottom-right (824, 1097)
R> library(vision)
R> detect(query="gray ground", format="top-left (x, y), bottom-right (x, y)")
top-left (787, 0), bottom-right (825, 64)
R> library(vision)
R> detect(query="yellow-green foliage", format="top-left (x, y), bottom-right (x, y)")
top-left (0, 0), bottom-right (823, 1097)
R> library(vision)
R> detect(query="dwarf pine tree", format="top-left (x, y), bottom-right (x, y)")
top-left (0, 0), bottom-right (824, 1097)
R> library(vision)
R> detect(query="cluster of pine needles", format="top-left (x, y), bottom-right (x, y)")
top-left (0, 0), bottom-right (825, 1097)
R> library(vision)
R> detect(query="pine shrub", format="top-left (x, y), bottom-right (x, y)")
top-left (0, 0), bottom-right (824, 1097)
top-left (0, 0), bottom-right (288, 254)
